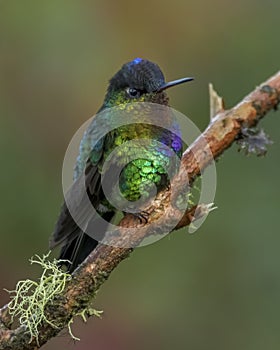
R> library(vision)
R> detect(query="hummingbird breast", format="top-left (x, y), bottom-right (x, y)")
top-left (101, 123), bottom-right (182, 204)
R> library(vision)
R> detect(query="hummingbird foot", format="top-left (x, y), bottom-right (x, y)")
top-left (133, 211), bottom-right (150, 224)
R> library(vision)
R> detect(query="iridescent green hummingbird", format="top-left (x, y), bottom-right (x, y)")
top-left (50, 58), bottom-right (193, 272)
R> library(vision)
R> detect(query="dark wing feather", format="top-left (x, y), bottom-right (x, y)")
top-left (49, 159), bottom-right (114, 272)
top-left (50, 110), bottom-right (117, 271)
top-left (49, 162), bottom-right (101, 249)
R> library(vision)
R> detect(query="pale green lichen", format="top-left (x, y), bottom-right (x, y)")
top-left (78, 307), bottom-right (103, 321)
top-left (68, 307), bottom-right (103, 341)
top-left (67, 318), bottom-right (80, 341)
top-left (5, 252), bottom-right (71, 344)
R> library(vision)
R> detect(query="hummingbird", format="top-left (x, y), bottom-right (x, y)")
top-left (50, 58), bottom-right (193, 272)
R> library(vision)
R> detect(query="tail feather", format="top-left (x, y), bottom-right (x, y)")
top-left (59, 232), bottom-right (99, 272)
top-left (50, 160), bottom-right (116, 272)
top-left (58, 211), bottom-right (115, 272)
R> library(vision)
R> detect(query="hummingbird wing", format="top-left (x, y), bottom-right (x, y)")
top-left (49, 152), bottom-right (115, 272)
top-left (49, 112), bottom-right (115, 270)
top-left (49, 159), bottom-right (102, 249)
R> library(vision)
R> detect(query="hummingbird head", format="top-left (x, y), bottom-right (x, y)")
top-left (103, 58), bottom-right (193, 107)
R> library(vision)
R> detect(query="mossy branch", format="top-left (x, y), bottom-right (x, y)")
top-left (4, 253), bottom-right (71, 346)
top-left (0, 71), bottom-right (279, 350)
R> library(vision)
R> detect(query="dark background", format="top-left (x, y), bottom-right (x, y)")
top-left (0, 1), bottom-right (280, 349)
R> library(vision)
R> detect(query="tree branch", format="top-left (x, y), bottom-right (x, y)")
top-left (0, 71), bottom-right (279, 350)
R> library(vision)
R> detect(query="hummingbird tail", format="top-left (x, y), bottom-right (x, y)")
top-left (58, 211), bottom-right (115, 273)
top-left (58, 232), bottom-right (99, 272)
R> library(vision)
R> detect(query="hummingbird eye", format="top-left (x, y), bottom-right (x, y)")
top-left (126, 87), bottom-right (141, 99)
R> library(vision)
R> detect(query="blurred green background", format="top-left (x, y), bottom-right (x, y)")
top-left (0, 1), bottom-right (280, 349)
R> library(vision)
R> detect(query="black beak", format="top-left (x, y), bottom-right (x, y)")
top-left (156, 77), bottom-right (194, 93)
